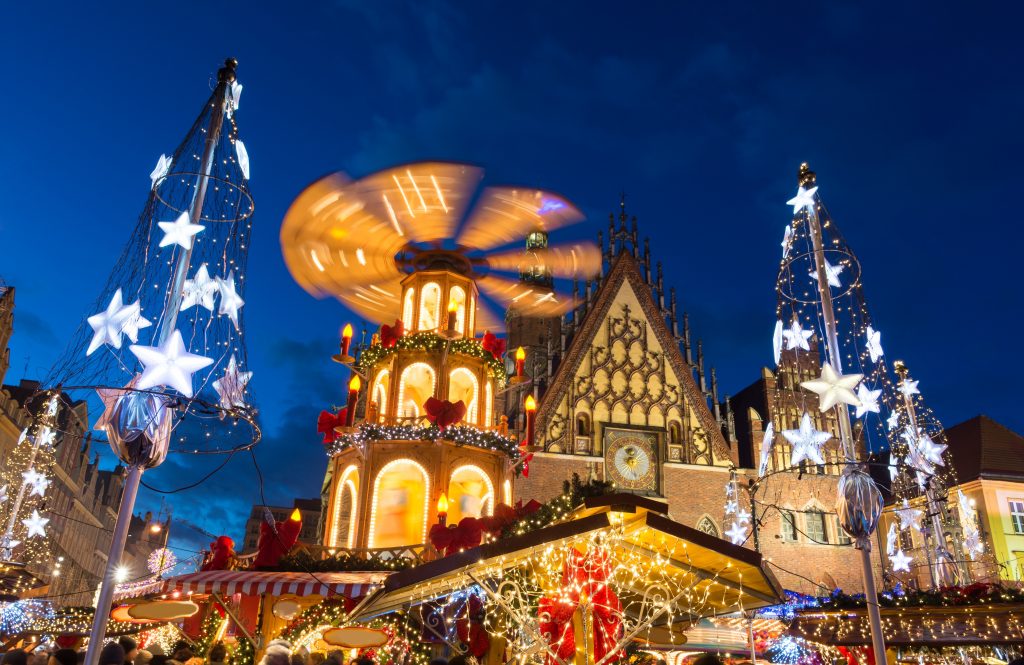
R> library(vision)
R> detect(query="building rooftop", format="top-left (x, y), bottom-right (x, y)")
top-left (945, 415), bottom-right (1024, 482)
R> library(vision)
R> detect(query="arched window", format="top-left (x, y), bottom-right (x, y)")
top-left (696, 516), bottom-right (719, 538)
top-left (576, 412), bottom-right (591, 436)
top-left (372, 370), bottom-right (390, 419)
top-left (331, 466), bottom-right (359, 549)
top-left (419, 282), bottom-right (441, 331)
top-left (398, 362), bottom-right (436, 421)
top-left (804, 504), bottom-right (829, 544)
top-left (781, 510), bottom-right (798, 542)
top-left (448, 465), bottom-right (494, 523)
top-left (468, 295), bottom-right (476, 336)
top-left (368, 459), bottom-right (430, 549)
top-left (484, 381), bottom-right (493, 428)
top-left (668, 421), bottom-right (682, 445)
top-left (503, 479), bottom-right (512, 506)
top-left (448, 285), bottom-right (467, 335)
top-left (402, 288), bottom-right (415, 329)
top-left (449, 367), bottom-right (479, 424)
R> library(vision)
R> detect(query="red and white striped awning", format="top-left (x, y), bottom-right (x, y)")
top-left (160, 570), bottom-right (390, 598)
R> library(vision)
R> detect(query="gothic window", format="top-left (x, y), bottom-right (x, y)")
top-left (781, 510), bottom-right (798, 542)
top-left (576, 412), bottom-right (591, 437)
top-left (805, 508), bottom-right (828, 544)
top-left (696, 516), bottom-right (719, 538)
top-left (834, 516), bottom-right (851, 545)
top-left (668, 421), bottom-right (681, 445)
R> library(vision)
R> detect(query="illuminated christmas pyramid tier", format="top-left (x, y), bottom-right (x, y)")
top-left (280, 162), bottom-right (597, 556)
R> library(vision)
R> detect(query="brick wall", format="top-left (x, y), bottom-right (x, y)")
top-left (513, 453), bottom-right (596, 504)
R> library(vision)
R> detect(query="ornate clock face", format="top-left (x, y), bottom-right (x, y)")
top-left (605, 432), bottom-right (657, 491)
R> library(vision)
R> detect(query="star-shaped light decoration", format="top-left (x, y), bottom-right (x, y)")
top-left (235, 139), bottom-right (250, 180)
top-left (888, 459), bottom-right (898, 482)
top-left (129, 330), bottom-right (214, 398)
top-left (23, 510), bottom-right (49, 538)
top-left (902, 426), bottom-right (942, 477)
top-left (46, 397), bottom-right (60, 417)
top-left (885, 522), bottom-right (898, 556)
top-left (150, 154), bottom-right (172, 190)
top-left (725, 500), bottom-right (738, 515)
top-left (36, 428), bottom-right (56, 448)
top-left (899, 378), bottom-right (920, 397)
top-left (22, 470), bottom-right (49, 497)
top-left (783, 412), bottom-right (831, 467)
top-left (890, 549), bottom-right (913, 573)
top-left (121, 302), bottom-right (152, 344)
top-left (158, 211), bottom-right (205, 250)
top-left (786, 185), bottom-right (819, 214)
top-left (913, 429), bottom-right (947, 467)
top-left (865, 326), bottom-right (884, 363)
top-left (854, 384), bottom-right (882, 418)
top-left (86, 289), bottom-right (137, 355)
top-left (809, 258), bottom-right (845, 288)
top-left (0, 484), bottom-right (8, 505)
top-left (758, 422), bottom-right (775, 477)
top-left (772, 320), bottom-right (784, 366)
top-left (782, 319), bottom-right (813, 351)
top-left (895, 500), bottom-right (923, 532)
top-left (725, 482), bottom-right (735, 497)
top-left (180, 263), bottom-right (219, 312)
top-left (965, 530), bottom-right (984, 558)
top-left (217, 271), bottom-right (245, 330)
top-left (725, 521), bottom-right (747, 545)
top-left (781, 225), bottom-right (794, 259)
top-left (886, 410), bottom-right (900, 432)
top-left (736, 509), bottom-right (751, 525)
top-left (801, 363), bottom-right (862, 412)
top-left (212, 354), bottom-right (253, 410)
top-left (228, 80), bottom-right (243, 118)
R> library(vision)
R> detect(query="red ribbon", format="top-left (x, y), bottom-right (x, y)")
top-left (479, 500), bottom-right (542, 534)
top-left (480, 331), bottom-right (506, 360)
top-left (538, 547), bottom-right (622, 665)
top-left (381, 319), bottom-right (404, 348)
top-left (429, 517), bottom-right (483, 556)
top-left (518, 441), bottom-right (534, 478)
top-left (317, 409), bottom-right (347, 443)
top-left (424, 397), bottom-right (467, 428)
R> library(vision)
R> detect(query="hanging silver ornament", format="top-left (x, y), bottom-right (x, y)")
top-left (104, 389), bottom-right (173, 468)
top-left (836, 465), bottom-right (883, 548)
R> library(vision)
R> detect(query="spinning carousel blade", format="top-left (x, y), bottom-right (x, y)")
top-left (484, 241), bottom-right (602, 279)
top-left (473, 301), bottom-right (506, 333)
top-left (337, 277), bottom-right (404, 324)
top-left (476, 274), bottom-right (575, 317)
top-left (353, 162), bottom-right (484, 245)
top-left (456, 187), bottom-right (584, 252)
top-left (281, 173), bottom-right (408, 296)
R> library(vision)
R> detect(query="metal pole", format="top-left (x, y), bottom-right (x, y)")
top-left (85, 464), bottom-right (143, 663)
top-left (801, 164), bottom-right (887, 664)
top-left (893, 361), bottom-right (960, 586)
top-left (748, 615), bottom-right (758, 665)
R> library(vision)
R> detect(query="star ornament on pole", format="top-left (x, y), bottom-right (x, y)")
top-left (725, 521), bottom-right (747, 545)
top-left (180, 263), bottom-right (219, 312)
top-left (786, 185), bottom-right (819, 214)
top-left (854, 384), bottom-right (882, 418)
top-left (212, 354), bottom-right (253, 410)
top-left (86, 289), bottom-right (138, 355)
top-left (129, 330), bottom-right (214, 398)
top-left (758, 421), bottom-right (775, 477)
top-left (783, 412), bottom-right (831, 467)
top-left (217, 271), bottom-right (245, 330)
top-left (865, 326), bottom-right (884, 363)
top-left (801, 363), bottom-right (862, 412)
top-left (22, 470), bottom-right (49, 497)
top-left (158, 211), bottom-right (205, 250)
top-left (890, 549), bottom-right (913, 573)
top-left (23, 510), bottom-right (49, 539)
top-left (782, 319), bottom-right (813, 351)
top-left (895, 499), bottom-right (924, 532)
top-left (809, 258), bottom-right (845, 288)
top-left (150, 154), bottom-right (173, 190)
top-left (773, 320), bottom-right (784, 365)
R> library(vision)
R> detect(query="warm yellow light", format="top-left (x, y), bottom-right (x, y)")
top-left (349, 375), bottom-right (361, 391)
top-left (525, 395), bottom-right (537, 411)
top-left (447, 300), bottom-right (458, 312)
top-left (290, 508), bottom-right (302, 522)
top-left (515, 346), bottom-right (526, 361)
top-left (437, 492), bottom-right (449, 515)
top-left (342, 323), bottom-right (353, 339)
top-left (150, 524), bottom-right (162, 533)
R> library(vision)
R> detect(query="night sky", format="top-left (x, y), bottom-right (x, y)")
top-left (1, 2), bottom-right (1021, 560)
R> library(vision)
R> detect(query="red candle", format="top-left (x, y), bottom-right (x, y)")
top-left (515, 346), bottom-right (526, 378)
top-left (340, 323), bottom-right (353, 358)
top-left (437, 492), bottom-right (449, 526)
top-left (346, 374), bottom-right (361, 426)
top-left (524, 394), bottom-right (537, 448)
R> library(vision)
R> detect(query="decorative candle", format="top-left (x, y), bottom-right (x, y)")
top-left (340, 323), bottom-right (354, 358)
top-left (524, 394), bottom-right (537, 448)
top-left (346, 374), bottom-right (361, 426)
top-left (515, 346), bottom-right (526, 378)
top-left (437, 492), bottom-right (449, 526)
top-left (446, 300), bottom-right (458, 336)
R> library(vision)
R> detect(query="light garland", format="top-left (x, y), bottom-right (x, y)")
top-left (357, 331), bottom-right (508, 385)
top-left (326, 422), bottom-right (519, 459)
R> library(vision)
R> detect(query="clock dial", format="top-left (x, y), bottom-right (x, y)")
top-left (605, 432), bottom-right (657, 490)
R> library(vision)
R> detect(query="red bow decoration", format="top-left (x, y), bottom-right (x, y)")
top-left (538, 547), bottom-right (622, 665)
top-left (380, 319), bottom-right (404, 348)
top-left (317, 409), bottom-right (347, 444)
top-left (201, 535), bottom-right (237, 571)
top-left (518, 441), bottom-right (534, 478)
top-left (480, 331), bottom-right (506, 360)
top-left (254, 511), bottom-right (303, 569)
top-left (429, 517), bottom-right (483, 557)
top-left (424, 397), bottom-right (467, 428)
top-left (480, 499), bottom-right (543, 534)
top-left (455, 594), bottom-right (491, 657)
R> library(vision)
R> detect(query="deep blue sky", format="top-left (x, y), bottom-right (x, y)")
top-left (2, 2), bottom-right (1021, 560)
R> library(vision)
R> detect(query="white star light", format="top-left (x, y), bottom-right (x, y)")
top-left (758, 422), bottom-right (775, 477)
top-left (46, 397), bottom-right (60, 417)
top-left (725, 521), bottom-right (747, 545)
top-left (865, 326), bottom-right (884, 363)
top-left (120, 306), bottom-right (152, 344)
top-left (235, 140), bottom-right (250, 180)
top-left (0, 484), bottom-right (8, 505)
top-left (773, 320), bottom-right (784, 366)
top-left (900, 379), bottom-right (920, 397)
top-left (886, 411), bottom-right (900, 432)
top-left (228, 81), bottom-right (243, 117)
top-left (886, 522), bottom-right (898, 556)
top-left (86, 289), bottom-right (137, 355)
top-left (783, 412), bottom-right (831, 467)
top-left (22, 470), bottom-right (49, 497)
top-left (895, 500), bottom-right (923, 531)
top-left (217, 272), bottom-right (245, 330)
top-left (786, 185), bottom-right (818, 214)
top-left (130, 330), bottom-right (214, 398)
top-left (212, 355), bottom-right (252, 410)
top-left (158, 211), bottom-right (205, 250)
top-left (889, 459), bottom-right (898, 482)
top-left (150, 154), bottom-right (172, 190)
top-left (890, 549), bottom-right (913, 573)
top-left (180, 264), bottom-right (219, 312)
top-left (801, 363), bottom-right (862, 412)
top-left (915, 430), bottom-right (948, 467)
top-left (854, 384), bottom-right (882, 418)
top-left (725, 500), bottom-right (738, 515)
top-left (22, 510), bottom-right (49, 538)
top-left (965, 530), bottom-right (983, 557)
top-left (781, 225), bottom-right (794, 259)
top-left (782, 319), bottom-right (813, 351)
top-left (36, 428), bottom-right (56, 447)
top-left (809, 258), bottom-right (845, 288)
top-left (736, 509), bottom-right (751, 525)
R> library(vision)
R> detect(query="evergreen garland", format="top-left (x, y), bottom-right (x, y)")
top-left (227, 637), bottom-right (254, 665)
top-left (277, 549), bottom-right (415, 573)
top-left (327, 422), bottom-right (520, 459)
top-left (817, 582), bottom-right (1024, 610)
top-left (500, 474), bottom-right (614, 539)
top-left (356, 332), bottom-right (508, 384)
